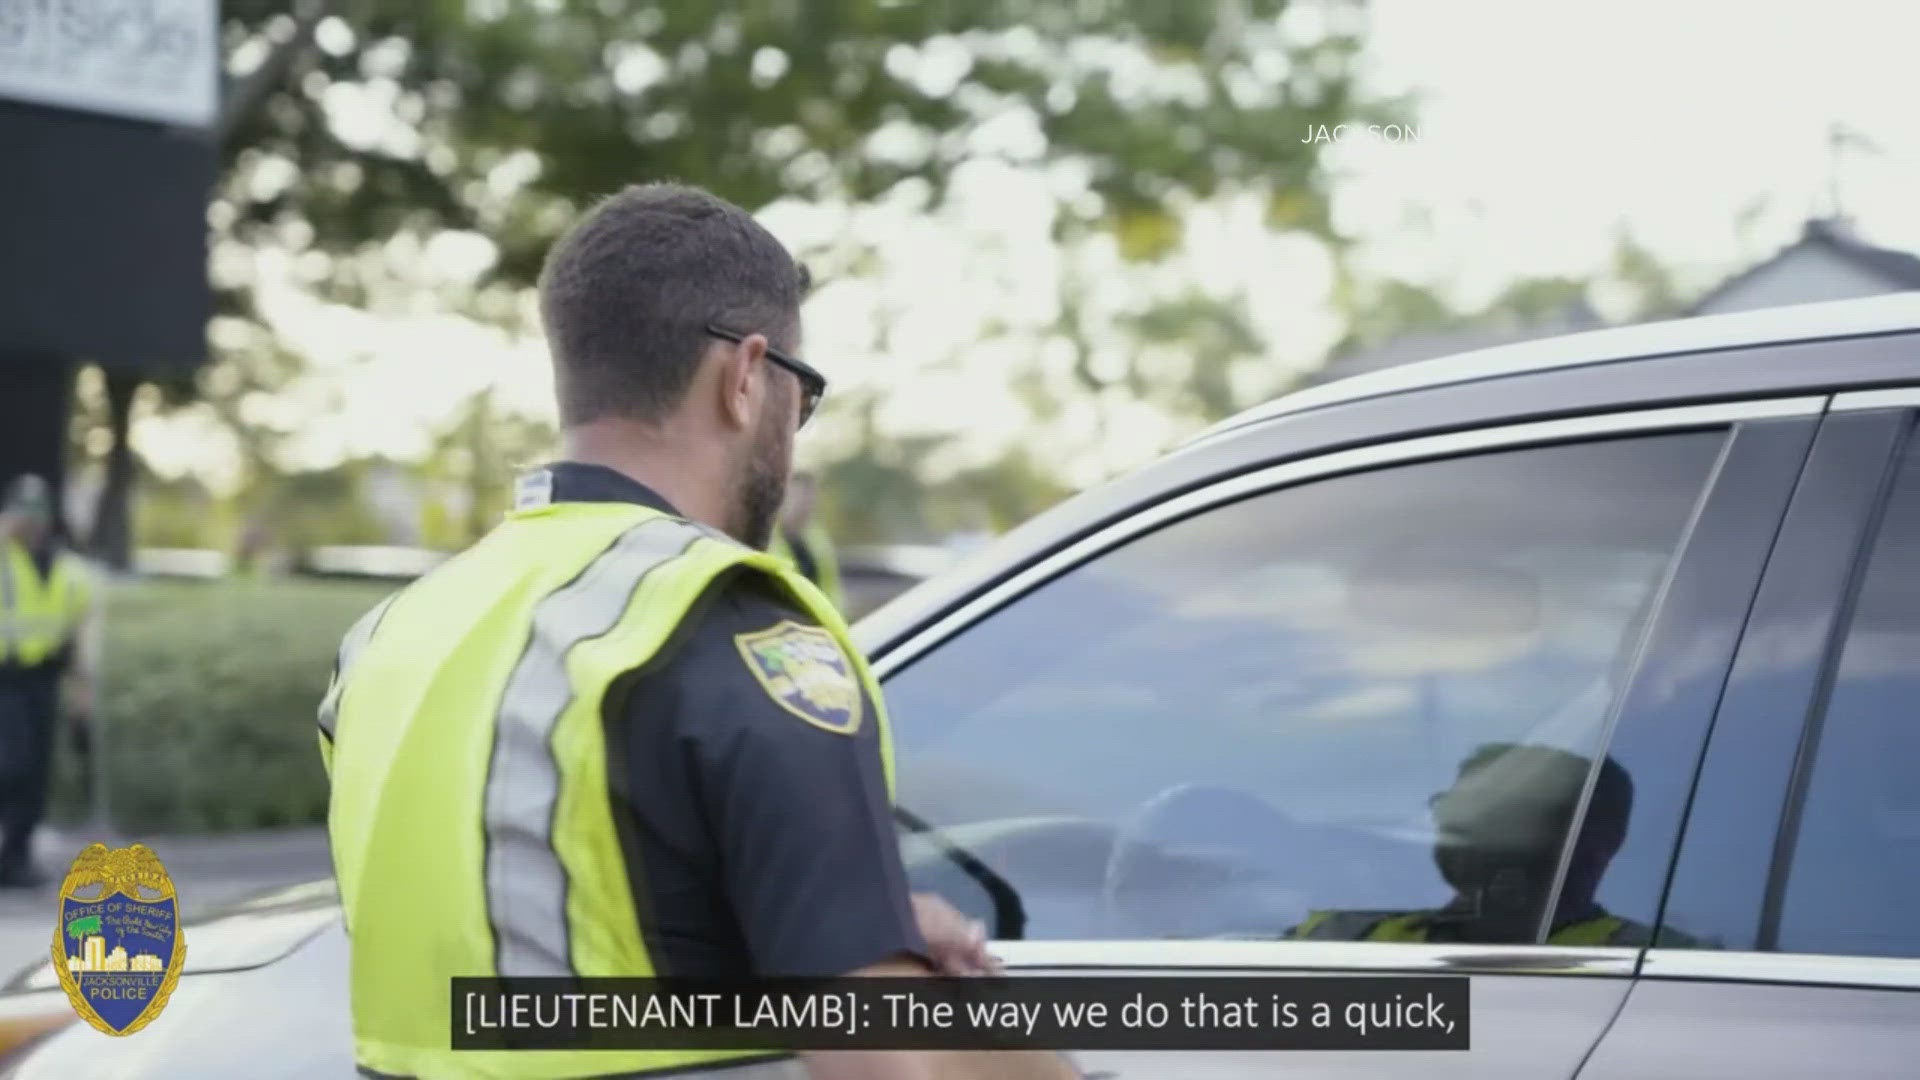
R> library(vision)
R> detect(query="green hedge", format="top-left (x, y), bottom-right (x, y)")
top-left (52, 577), bottom-right (395, 832)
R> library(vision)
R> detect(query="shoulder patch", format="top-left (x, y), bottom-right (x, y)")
top-left (734, 620), bottom-right (864, 735)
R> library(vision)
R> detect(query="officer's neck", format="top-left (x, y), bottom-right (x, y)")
top-left (562, 419), bottom-right (735, 535)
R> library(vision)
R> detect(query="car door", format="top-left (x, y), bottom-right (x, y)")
top-left (881, 397), bottom-right (1820, 1079)
top-left (1580, 390), bottom-right (1920, 1079)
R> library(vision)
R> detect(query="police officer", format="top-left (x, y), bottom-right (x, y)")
top-left (320, 184), bottom-right (1078, 1080)
top-left (768, 471), bottom-right (842, 608)
top-left (0, 474), bottom-right (94, 889)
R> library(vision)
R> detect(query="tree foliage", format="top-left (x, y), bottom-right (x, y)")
top-left (135, 0), bottom-right (1402, 546)
top-left (1328, 272), bottom-right (1599, 366)
top-left (1607, 231), bottom-right (1689, 321)
top-left (417, 388), bottom-right (558, 545)
top-left (219, 0), bottom-right (1385, 286)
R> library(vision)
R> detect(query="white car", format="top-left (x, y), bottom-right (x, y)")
top-left (7, 294), bottom-right (1920, 1078)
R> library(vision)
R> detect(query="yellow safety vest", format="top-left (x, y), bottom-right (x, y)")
top-left (767, 522), bottom-right (841, 609)
top-left (319, 500), bottom-right (891, 1080)
top-left (0, 540), bottom-right (91, 667)
top-left (1295, 908), bottom-right (1640, 947)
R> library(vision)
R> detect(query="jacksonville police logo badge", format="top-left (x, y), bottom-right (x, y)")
top-left (52, 843), bottom-right (186, 1035)
top-left (735, 621), bottom-right (863, 734)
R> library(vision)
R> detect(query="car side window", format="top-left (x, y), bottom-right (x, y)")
top-left (888, 432), bottom-right (1726, 945)
top-left (1771, 429), bottom-right (1920, 959)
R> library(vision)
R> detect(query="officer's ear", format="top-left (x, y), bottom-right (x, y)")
top-left (713, 332), bottom-right (768, 433)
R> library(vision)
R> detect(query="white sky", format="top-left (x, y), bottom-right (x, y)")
top-left (133, 0), bottom-right (1920, 491)
top-left (1348, 0), bottom-right (1920, 298)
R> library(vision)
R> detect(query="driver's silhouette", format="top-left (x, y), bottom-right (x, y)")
top-left (1292, 743), bottom-right (1656, 946)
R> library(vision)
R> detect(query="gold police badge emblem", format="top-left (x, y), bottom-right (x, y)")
top-left (51, 843), bottom-right (187, 1035)
top-left (735, 621), bottom-right (863, 734)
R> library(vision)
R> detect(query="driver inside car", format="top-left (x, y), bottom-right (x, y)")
top-left (1289, 742), bottom-right (1659, 946)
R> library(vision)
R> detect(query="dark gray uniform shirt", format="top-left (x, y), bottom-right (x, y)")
top-left (545, 463), bottom-right (925, 978)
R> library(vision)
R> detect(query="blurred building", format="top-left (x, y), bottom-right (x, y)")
top-left (1688, 218), bottom-right (1920, 315)
top-left (1312, 218), bottom-right (1920, 387)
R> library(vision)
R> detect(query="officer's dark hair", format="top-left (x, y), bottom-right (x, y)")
top-left (1453, 742), bottom-right (1635, 855)
top-left (538, 183), bottom-right (810, 426)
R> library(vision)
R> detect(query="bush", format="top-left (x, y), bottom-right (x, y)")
top-left (52, 577), bottom-right (395, 832)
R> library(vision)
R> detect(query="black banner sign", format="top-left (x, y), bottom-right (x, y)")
top-left (450, 975), bottom-right (1470, 1052)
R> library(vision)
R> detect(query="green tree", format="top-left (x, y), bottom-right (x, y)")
top-left (1329, 270), bottom-right (1607, 366)
top-left (1041, 276), bottom-right (1275, 475)
top-left (217, 0), bottom-right (1389, 285)
top-left (817, 441), bottom-right (1072, 544)
top-left (1481, 275), bottom-right (1589, 329)
top-left (1326, 275), bottom-right (1463, 358)
top-left (418, 388), bottom-right (559, 546)
top-left (67, 914), bottom-right (102, 941)
top-left (153, 0), bottom-right (1399, 546)
top-left (1608, 231), bottom-right (1689, 321)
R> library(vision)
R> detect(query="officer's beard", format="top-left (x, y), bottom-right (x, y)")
top-left (733, 384), bottom-right (793, 551)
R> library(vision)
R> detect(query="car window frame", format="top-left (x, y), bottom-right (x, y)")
top-left (880, 395), bottom-right (1828, 974)
top-left (1648, 389), bottom-right (1920, 991)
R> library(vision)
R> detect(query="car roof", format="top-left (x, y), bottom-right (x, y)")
top-left (1190, 292), bottom-right (1920, 446)
top-left (860, 292), bottom-right (1920, 658)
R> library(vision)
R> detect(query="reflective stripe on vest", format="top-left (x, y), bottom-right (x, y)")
top-left (323, 502), bottom-right (889, 1079)
top-left (482, 514), bottom-right (700, 979)
top-left (1367, 913), bottom-right (1430, 942)
top-left (1363, 913), bottom-right (1629, 945)
top-left (1546, 915), bottom-right (1627, 947)
top-left (1298, 910), bottom-right (1634, 946)
top-left (0, 542), bottom-right (90, 666)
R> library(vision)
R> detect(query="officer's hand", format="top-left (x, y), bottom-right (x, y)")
top-left (909, 893), bottom-right (998, 977)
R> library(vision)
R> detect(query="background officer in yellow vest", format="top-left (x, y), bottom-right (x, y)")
top-left (768, 471), bottom-right (842, 608)
top-left (320, 184), bottom-right (1077, 1080)
top-left (0, 474), bottom-right (95, 889)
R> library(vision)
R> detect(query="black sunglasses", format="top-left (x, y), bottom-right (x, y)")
top-left (705, 324), bottom-right (826, 429)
